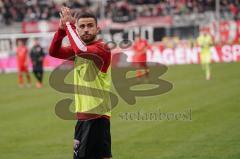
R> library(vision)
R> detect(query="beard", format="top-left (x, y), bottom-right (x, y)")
top-left (80, 34), bottom-right (97, 44)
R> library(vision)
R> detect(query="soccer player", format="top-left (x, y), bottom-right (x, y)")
top-left (197, 29), bottom-right (213, 80)
top-left (132, 34), bottom-right (150, 81)
top-left (49, 7), bottom-right (112, 159)
top-left (30, 38), bottom-right (45, 88)
top-left (16, 39), bottom-right (31, 87)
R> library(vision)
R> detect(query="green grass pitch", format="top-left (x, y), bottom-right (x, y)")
top-left (0, 63), bottom-right (239, 159)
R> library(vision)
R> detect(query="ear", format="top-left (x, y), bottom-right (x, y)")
top-left (96, 26), bottom-right (100, 34)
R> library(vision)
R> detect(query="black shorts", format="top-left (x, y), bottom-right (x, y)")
top-left (73, 117), bottom-right (112, 159)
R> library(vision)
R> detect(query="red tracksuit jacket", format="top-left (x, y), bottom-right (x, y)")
top-left (49, 22), bottom-right (111, 120)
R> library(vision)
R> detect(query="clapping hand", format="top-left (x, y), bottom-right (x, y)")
top-left (59, 7), bottom-right (77, 30)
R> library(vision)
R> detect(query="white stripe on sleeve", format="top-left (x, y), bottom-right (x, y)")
top-left (66, 22), bottom-right (87, 52)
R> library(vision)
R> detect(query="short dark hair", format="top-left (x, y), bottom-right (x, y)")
top-left (74, 11), bottom-right (98, 25)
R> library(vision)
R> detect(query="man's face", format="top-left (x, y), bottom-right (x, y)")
top-left (18, 40), bottom-right (23, 46)
top-left (201, 30), bottom-right (208, 36)
top-left (34, 39), bottom-right (39, 46)
top-left (135, 35), bottom-right (141, 41)
top-left (76, 18), bottom-right (99, 44)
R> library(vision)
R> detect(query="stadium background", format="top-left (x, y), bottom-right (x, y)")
top-left (0, 0), bottom-right (240, 159)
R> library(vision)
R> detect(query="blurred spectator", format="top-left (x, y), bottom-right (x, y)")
top-left (0, 0), bottom-right (239, 25)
